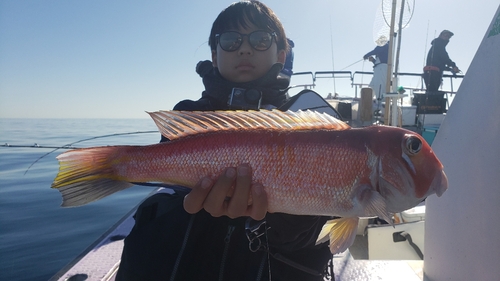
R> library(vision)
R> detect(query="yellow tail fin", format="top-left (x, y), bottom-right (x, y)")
top-left (51, 146), bottom-right (133, 207)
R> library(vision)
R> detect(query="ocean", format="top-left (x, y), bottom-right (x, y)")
top-left (0, 118), bottom-right (161, 281)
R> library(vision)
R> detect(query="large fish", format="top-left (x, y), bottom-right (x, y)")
top-left (51, 110), bottom-right (448, 254)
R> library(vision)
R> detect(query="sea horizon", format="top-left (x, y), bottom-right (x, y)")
top-left (0, 118), bottom-right (160, 280)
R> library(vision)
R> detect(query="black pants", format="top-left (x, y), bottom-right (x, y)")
top-left (423, 70), bottom-right (443, 92)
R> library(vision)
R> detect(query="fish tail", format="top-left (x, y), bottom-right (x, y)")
top-left (51, 146), bottom-right (133, 207)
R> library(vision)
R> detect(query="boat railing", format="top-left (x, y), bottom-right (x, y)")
top-left (351, 71), bottom-right (374, 97)
top-left (352, 71), bottom-right (464, 97)
top-left (289, 71), bottom-right (354, 92)
top-left (288, 71), bottom-right (316, 90)
top-left (314, 71), bottom-right (353, 81)
top-left (290, 70), bottom-right (464, 98)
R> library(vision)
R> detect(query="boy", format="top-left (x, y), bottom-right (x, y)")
top-left (116, 1), bottom-right (333, 280)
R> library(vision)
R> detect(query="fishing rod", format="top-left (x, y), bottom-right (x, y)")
top-left (340, 59), bottom-right (364, 71)
top-left (1, 144), bottom-right (79, 149)
top-left (5, 130), bottom-right (159, 175)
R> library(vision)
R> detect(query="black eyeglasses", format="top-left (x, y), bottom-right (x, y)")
top-left (215, 30), bottom-right (276, 52)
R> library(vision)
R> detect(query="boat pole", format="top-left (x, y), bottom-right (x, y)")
top-left (383, 0), bottom-right (397, 125)
top-left (392, 0), bottom-right (406, 127)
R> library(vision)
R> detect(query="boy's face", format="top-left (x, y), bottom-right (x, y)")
top-left (212, 24), bottom-right (286, 83)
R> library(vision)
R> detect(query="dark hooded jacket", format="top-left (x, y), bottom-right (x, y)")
top-left (175, 61), bottom-right (289, 110)
top-left (117, 62), bottom-right (334, 281)
top-left (426, 37), bottom-right (457, 72)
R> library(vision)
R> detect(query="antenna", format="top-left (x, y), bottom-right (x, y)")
top-left (329, 16), bottom-right (336, 94)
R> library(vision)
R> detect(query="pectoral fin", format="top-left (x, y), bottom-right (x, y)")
top-left (315, 217), bottom-right (359, 254)
top-left (359, 186), bottom-right (393, 225)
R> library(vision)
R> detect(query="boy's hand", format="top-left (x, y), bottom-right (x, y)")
top-left (183, 164), bottom-right (268, 220)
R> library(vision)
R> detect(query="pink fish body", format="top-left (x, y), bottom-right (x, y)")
top-left (52, 110), bottom-right (448, 254)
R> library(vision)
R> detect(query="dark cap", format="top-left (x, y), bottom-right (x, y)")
top-left (440, 30), bottom-right (454, 37)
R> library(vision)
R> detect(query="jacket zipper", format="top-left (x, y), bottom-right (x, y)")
top-left (255, 253), bottom-right (267, 281)
top-left (218, 225), bottom-right (235, 281)
top-left (169, 215), bottom-right (195, 281)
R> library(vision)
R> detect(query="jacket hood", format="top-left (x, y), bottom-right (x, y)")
top-left (431, 37), bottom-right (449, 47)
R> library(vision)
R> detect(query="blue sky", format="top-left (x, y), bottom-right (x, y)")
top-left (1, 0), bottom-right (498, 118)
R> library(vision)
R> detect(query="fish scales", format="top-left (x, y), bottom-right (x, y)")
top-left (103, 129), bottom-right (375, 216)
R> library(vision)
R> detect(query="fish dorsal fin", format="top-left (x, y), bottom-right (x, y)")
top-left (147, 109), bottom-right (350, 140)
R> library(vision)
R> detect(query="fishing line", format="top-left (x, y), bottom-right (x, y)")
top-left (193, 41), bottom-right (209, 58)
top-left (19, 130), bottom-right (158, 175)
top-left (420, 20), bottom-right (431, 89)
top-left (339, 59), bottom-right (364, 71)
top-left (361, 59), bottom-right (366, 86)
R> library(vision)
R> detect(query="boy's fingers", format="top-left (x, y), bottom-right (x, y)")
top-left (203, 167), bottom-right (236, 217)
top-left (248, 183), bottom-right (267, 220)
top-left (226, 165), bottom-right (252, 218)
top-left (183, 177), bottom-right (213, 214)
top-left (183, 166), bottom-right (268, 220)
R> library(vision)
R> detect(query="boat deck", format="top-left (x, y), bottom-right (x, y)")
top-left (50, 189), bottom-right (425, 281)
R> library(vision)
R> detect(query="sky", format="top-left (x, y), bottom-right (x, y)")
top-left (0, 0), bottom-right (498, 119)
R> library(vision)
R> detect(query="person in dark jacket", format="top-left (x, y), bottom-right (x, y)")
top-left (423, 30), bottom-right (461, 92)
top-left (116, 1), bottom-right (334, 280)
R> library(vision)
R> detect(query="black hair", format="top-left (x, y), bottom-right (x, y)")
top-left (208, 1), bottom-right (288, 53)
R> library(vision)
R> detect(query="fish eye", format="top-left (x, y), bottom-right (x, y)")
top-left (405, 135), bottom-right (422, 155)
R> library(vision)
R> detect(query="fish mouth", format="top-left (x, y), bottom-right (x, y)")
top-left (431, 169), bottom-right (448, 197)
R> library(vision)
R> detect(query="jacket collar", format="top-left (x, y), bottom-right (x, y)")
top-left (200, 63), bottom-right (289, 109)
